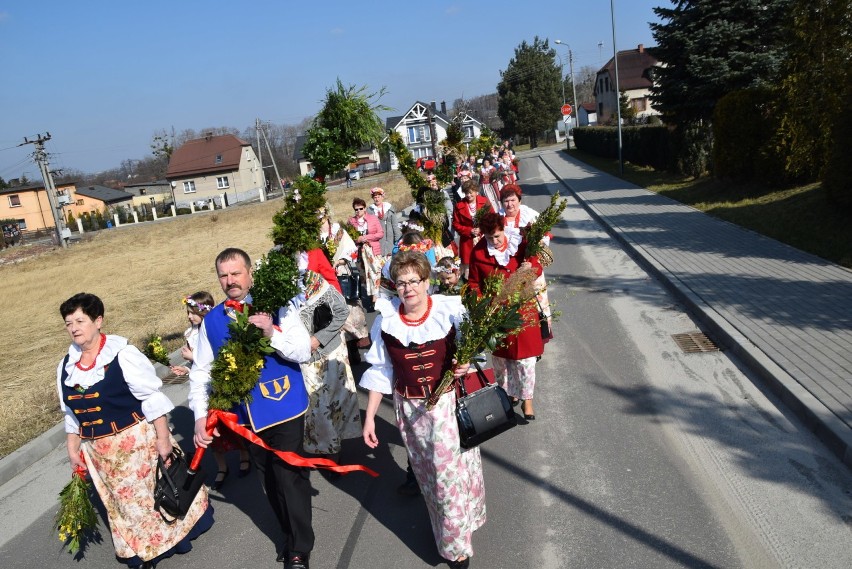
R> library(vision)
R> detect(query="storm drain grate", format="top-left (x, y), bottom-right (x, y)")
top-left (671, 331), bottom-right (720, 353)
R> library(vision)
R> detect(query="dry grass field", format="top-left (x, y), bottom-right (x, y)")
top-left (0, 173), bottom-right (414, 457)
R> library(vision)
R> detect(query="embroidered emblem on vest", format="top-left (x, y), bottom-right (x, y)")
top-left (259, 375), bottom-right (290, 401)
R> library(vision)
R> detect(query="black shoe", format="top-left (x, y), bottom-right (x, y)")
top-left (447, 557), bottom-right (470, 568)
top-left (286, 552), bottom-right (309, 569)
top-left (276, 548), bottom-right (288, 563)
top-left (212, 468), bottom-right (228, 490)
top-left (238, 459), bottom-right (251, 478)
top-left (396, 476), bottom-right (420, 496)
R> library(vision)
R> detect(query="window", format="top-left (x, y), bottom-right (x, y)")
top-left (408, 126), bottom-right (421, 143)
top-left (76, 199), bottom-right (84, 205)
top-left (634, 98), bottom-right (647, 112)
top-left (463, 126), bottom-right (475, 139)
top-left (183, 181), bottom-right (196, 193)
top-left (216, 176), bottom-right (230, 189)
top-left (140, 188), bottom-right (147, 195)
top-left (215, 154), bottom-right (223, 164)
top-left (8, 194), bottom-right (21, 207)
top-left (16, 219), bottom-right (26, 230)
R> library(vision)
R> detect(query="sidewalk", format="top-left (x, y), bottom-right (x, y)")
top-left (538, 149), bottom-right (852, 468)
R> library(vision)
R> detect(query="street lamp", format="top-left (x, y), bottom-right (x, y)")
top-left (553, 51), bottom-right (566, 105)
top-left (554, 40), bottom-right (579, 131)
top-left (609, 0), bottom-right (624, 174)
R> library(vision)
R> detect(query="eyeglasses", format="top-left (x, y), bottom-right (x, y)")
top-left (395, 278), bottom-right (425, 290)
top-left (353, 207), bottom-right (365, 211)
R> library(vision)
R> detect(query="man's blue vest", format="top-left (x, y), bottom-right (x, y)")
top-left (204, 303), bottom-right (308, 432)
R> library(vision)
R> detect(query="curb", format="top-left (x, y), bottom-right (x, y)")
top-left (539, 154), bottom-right (852, 470)
top-left (0, 359), bottom-right (184, 488)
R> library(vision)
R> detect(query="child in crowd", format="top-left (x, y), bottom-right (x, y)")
top-left (173, 291), bottom-right (250, 490)
top-left (435, 256), bottom-right (463, 295)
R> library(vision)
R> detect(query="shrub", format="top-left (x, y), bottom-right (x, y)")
top-left (822, 78), bottom-right (852, 210)
top-left (713, 88), bottom-right (778, 182)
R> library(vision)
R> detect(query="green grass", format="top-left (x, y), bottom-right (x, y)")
top-left (565, 149), bottom-right (852, 269)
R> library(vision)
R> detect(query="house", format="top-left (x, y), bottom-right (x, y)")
top-left (0, 181), bottom-right (77, 231)
top-left (165, 133), bottom-right (263, 207)
top-left (594, 44), bottom-right (661, 124)
top-left (65, 185), bottom-right (134, 220)
top-left (383, 101), bottom-right (482, 170)
top-left (122, 181), bottom-right (174, 211)
top-left (293, 138), bottom-right (382, 178)
top-left (578, 102), bottom-right (597, 127)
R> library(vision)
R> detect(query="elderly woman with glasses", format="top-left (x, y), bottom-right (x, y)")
top-left (361, 251), bottom-right (485, 569)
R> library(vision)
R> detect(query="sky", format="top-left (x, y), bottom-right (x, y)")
top-left (0, 0), bottom-right (662, 178)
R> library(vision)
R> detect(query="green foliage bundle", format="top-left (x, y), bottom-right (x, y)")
top-left (301, 127), bottom-right (353, 181)
top-left (270, 175), bottom-right (326, 253)
top-left (386, 130), bottom-right (427, 190)
top-left (468, 127), bottom-right (500, 158)
top-left (524, 192), bottom-right (567, 260)
top-left (55, 469), bottom-right (101, 555)
top-left (426, 268), bottom-right (538, 409)
top-left (142, 333), bottom-right (170, 366)
top-left (208, 309), bottom-right (275, 411)
top-left (249, 251), bottom-right (302, 315)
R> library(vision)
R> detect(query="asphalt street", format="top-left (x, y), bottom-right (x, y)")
top-left (1, 152), bottom-right (850, 568)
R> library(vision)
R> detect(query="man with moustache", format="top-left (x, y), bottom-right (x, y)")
top-left (188, 247), bottom-right (314, 569)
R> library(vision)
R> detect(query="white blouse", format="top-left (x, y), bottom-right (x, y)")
top-left (359, 295), bottom-right (465, 395)
top-left (56, 335), bottom-right (174, 435)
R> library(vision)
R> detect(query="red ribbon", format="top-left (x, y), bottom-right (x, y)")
top-left (73, 451), bottom-right (87, 479)
top-left (189, 409), bottom-right (378, 477)
top-left (224, 299), bottom-right (247, 313)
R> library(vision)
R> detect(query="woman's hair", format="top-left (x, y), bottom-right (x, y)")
top-left (478, 211), bottom-right (505, 234)
top-left (500, 184), bottom-right (522, 202)
top-left (461, 179), bottom-right (478, 194)
top-left (389, 250), bottom-right (431, 281)
top-left (184, 291), bottom-right (215, 316)
top-left (60, 292), bottom-right (104, 320)
top-left (400, 231), bottom-right (423, 245)
top-left (352, 197), bottom-right (366, 209)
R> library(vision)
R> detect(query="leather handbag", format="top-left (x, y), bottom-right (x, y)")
top-left (455, 361), bottom-right (517, 449)
top-left (537, 299), bottom-right (553, 341)
top-left (153, 447), bottom-right (206, 524)
top-left (337, 263), bottom-right (360, 302)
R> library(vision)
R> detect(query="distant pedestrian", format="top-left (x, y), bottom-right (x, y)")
top-left (345, 168), bottom-right (353, 188)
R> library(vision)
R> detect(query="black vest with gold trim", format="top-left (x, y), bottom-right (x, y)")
top-left (60, 354), bottom-right (145, 440)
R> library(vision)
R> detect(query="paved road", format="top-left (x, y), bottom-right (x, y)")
top-left (1, 152), bottom-right (850, 568)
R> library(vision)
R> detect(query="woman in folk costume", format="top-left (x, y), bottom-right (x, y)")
top-left (478, 158), bottom-right (499, 213)
top-left (294, 263), bottom-right (361, 459)
top-left (498, 184), bottom-right (554, 342)
top-left (361, 251), bottom-right (485, 569)
top-left (347, 197), bottom-right (384, 311)
top-left (452, 179), bottom-right (494, 279)
top-left (367, 186), bottom-right (402, 257)
top-left (57, 293), bottom-right (213, 569)
top-left (467, 212), bottom-right (544, 421)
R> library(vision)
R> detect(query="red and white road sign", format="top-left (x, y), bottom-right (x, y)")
top-left (561, 103), bottom-right (573, 116)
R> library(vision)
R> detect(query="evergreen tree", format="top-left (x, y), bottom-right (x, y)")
top-left (776, 0), bottom-right (851, 181)
top-left (497, 37), bottom-right (562, 148)
top-left (649, 0), bottom-right (791, 127)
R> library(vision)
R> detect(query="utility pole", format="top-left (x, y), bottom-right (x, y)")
top-left (569, 48), bottom-right (579, 131)
top-left (19, 133), bottom-right (68, 248)
top-left (258, 120), bottom-right (284, 194)
top-left (256, 118), bottom-right (264, 192)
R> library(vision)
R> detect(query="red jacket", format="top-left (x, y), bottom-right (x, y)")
top-left (452, 196), bottom-right (493, 264)
top-left (467, 238), bottom-right (544, 360)
top-left (347, 213), bottom-right (384, 256)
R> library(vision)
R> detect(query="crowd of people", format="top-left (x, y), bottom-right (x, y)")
top-left (55, 141), bottom-right (559, 569)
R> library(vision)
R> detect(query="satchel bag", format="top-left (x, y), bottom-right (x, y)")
top-left (455, 361), bottom-right (517, 449)
top-left (537, 299), bottom-right (553, 341)
top-left (312, 302), bottom-right (333, 333)
top-left (337, 262), bottom-right (360, 302)
top-left (153, 447), bottom-right (206, 524)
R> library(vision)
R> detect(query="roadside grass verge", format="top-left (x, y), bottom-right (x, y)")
top-left (565, 149), bottom-right (852, 269)
top-left (0, 173), bottom-right (413, 458)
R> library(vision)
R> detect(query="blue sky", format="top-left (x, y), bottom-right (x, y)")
top-left (0, 1), bottom-right (661, 177)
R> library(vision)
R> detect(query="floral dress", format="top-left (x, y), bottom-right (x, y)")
top-left (360, 296), bottom-right (487, 562)
top-left (57, 335), bottom-right (212, 565)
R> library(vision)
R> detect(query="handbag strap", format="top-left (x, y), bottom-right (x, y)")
top-left (153, 448), bottom-right (182, 525)
top-left (458, 360), bottom-right (491, 398)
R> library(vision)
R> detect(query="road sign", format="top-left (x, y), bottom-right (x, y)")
top-left (561, 103), bottom-right (573, 116)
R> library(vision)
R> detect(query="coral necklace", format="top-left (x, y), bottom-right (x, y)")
top-left (399, 296), bottom-right (433, 327)
top-left (76, 333), bottom-right (106, 371)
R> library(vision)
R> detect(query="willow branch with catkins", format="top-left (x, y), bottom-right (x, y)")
top-left (524, 191), bottom-right (568, 260)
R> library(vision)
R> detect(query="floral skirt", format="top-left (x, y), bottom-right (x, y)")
top-left (394, 391), bottom-right (486, 561)
top-left (360, 245), bottom-right (385, 296)
top-left (342, 302), bottom-right (368, 340)
top-left (81, 421), bottom-right (211, 563)
top-left (302, 341), bottom-right (362, 454)
top-left (493, 355), bottom-right (537, 400)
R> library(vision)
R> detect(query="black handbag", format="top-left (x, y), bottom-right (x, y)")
top-left (153, 447), bottom-right (206, 524)
top-left (312, 302), bottom-right (333, 332)
top-left (537, 300), bottom-right (553, 341)
top-left (455, 361), bottom-right (517, 449)
top-left (337, 263), bottom-right (360, 302)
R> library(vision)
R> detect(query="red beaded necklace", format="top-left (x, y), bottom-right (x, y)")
top-left (496, 238), bottom-right (509, 252)
top-left (76, 333), bottom-right (106, 371)
top-left (399, 296), bottom-right (433, 327)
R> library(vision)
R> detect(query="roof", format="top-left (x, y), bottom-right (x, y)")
top-left (123, 181), bottom-right (170, 189)
top-left (74, 185), bottom-right (134, 204)
top-left (166, 134), bottom-right (250, 178)
top-left (580, 102), bottom-right (596, 112)
top-left (598, 44), bottom-right (658, 91)
top-left (0, 181), bottom-right (76, 196)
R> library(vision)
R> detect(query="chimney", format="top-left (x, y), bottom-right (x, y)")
top-left (441, 101), bottom-right (447, 114)
top-left (430, 101), bottom-right (437, 111)
top-left (638, 44), bottom-right (644, 53)
top-left (205, 132), bottom-right (213, 141)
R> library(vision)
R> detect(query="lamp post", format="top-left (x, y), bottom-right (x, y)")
top-left (609, 0), bottom-right (623, 174)
top-left (554, 51), bottom-right (566, 105)
top-left (554, 40), bottom-right (579, 131)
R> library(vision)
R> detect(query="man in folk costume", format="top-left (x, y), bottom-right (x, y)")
top-left (189, 247), bottom-right (314, 569)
